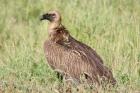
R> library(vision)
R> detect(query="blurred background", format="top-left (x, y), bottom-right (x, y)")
top-left (0, 0), bottom-right (140, 92)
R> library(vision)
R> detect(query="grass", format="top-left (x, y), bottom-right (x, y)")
top-left (0, 0), bottom-right (140, 92)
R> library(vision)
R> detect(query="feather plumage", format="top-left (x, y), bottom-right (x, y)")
top-left (41, 10), bottom-right (116, 85)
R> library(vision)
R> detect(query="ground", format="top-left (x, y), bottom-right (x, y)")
top-left (0, 0), bottom-right (140, 93)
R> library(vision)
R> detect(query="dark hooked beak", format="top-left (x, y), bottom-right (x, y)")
top-left (40, 13), bottom-right (53, 21)
top-left (40, 13), bottom-right (49, 21)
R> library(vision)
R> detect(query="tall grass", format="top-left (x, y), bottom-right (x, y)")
top-left (0, 0), bottom-right (140, 92)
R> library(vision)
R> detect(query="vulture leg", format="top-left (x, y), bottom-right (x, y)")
top-left (54, 69), bottom-right (65, 81)
top-left (57, 72), bottom-right (63, 81)
top-left (81, 72), bottom-right (99, 84)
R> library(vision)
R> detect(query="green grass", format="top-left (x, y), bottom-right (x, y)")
top-left (0, 0), bottom-right (140, 92)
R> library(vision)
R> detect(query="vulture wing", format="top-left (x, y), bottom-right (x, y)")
top-left (44, 36), bottom-right (116, 84)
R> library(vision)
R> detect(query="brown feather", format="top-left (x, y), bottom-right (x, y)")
top-left (42, 11), bottom-right (116, 85)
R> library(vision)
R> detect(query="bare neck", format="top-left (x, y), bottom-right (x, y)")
top-left (48, 21), bottom-right (61, 29)
top-left (47, 22), bottom-right (69, 43)
top-left (47, 22), bottom-right (61, 35)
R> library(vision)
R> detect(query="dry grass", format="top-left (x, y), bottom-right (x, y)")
top-left (0, 0), bottom-right (140, 92)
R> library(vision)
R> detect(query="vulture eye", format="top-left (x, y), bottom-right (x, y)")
top-left (51, 14), bottom-right (56, 18)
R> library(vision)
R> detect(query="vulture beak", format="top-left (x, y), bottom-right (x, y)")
top-left (40, 13), bottom-right (53, 21)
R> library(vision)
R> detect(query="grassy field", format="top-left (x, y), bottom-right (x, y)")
top-left (0, 0), bottom-right (140, 92)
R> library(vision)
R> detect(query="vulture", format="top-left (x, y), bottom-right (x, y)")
top-left (40, 10), bottom-right (116, 86)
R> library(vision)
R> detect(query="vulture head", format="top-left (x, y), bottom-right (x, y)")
top-left (40, 10), bottom-right (69, 42)
top-left (40, 10), bottom-right (61, 23)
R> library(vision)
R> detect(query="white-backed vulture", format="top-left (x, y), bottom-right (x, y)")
top-left (40, 10), bottom-right (116, 85)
